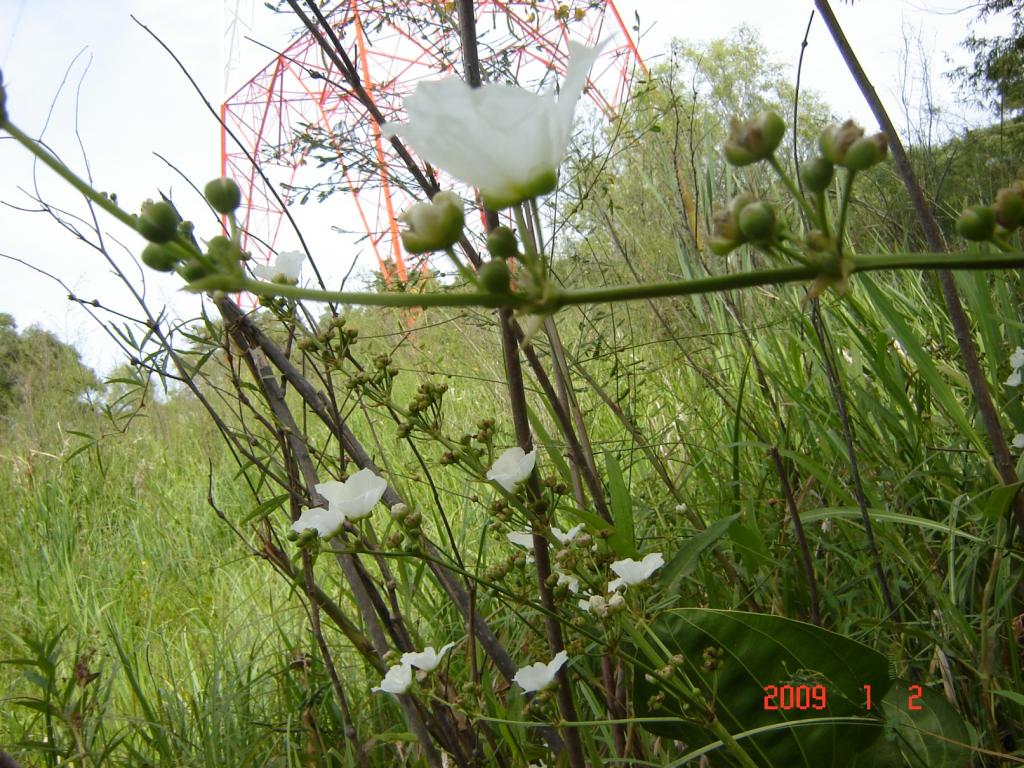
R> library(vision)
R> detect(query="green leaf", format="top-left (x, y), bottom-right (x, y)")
top-left (605, 452), bottom-right (638, 557)
top-left (728, 516), bottom-right (771, 574)
top-left (241, 492), bottom-right (291, 524)
top-left (635, 609), bottom-right (892, 767)
top-left (527, 404), bottom-right (572, 483)
top-left (977, 480), bottom-right (1024, 523)
top-left (992, 688), bottom-right (1024, 707)
top-left (661, 513), bottom-right (740, 590)
top-left (852, 681), bottom-right (973, 768)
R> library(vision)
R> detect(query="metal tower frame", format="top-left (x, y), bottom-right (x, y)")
top-left (221, 0), bottom-right (647, 286)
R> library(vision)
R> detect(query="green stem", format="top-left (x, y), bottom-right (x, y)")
top-left (444, 246), bottom-right (480, 287)
top-left (815, 190), bottom-right (832, 238)
top-left (5, 119), bottom-right (199, 258)
top-left (768, 155), bottom-right (817, 224)
top-left (836, 170), bottom-right (856, 257)
top-left (514, 203), bottom-right (545, 282)
top-left (192, 251), bottom-right (1024, 311)
top-left (5, 119), bottom-right (137, 229)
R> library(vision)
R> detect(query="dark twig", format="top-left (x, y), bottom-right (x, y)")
top-left (454, 1), bottom-right (585, 764)
top-left (769, 446), bottom-right (821, 626)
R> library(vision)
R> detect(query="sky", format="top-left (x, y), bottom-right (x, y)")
top-left (0, 0), bottom-right (999, 374)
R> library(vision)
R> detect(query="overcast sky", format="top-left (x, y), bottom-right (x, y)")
top-left (0, 0), bottom-right (995, 373)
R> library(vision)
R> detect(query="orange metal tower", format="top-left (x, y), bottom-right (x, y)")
top-left (221, 1), bottom-right (646, 285)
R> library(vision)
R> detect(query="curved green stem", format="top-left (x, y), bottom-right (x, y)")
top-left (5, 118), bottom-right (199, 258)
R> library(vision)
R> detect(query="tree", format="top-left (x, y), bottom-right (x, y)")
top-left (952, 0), bottom-right (1024, 115)
top-left (0, 313), bottom-right (99, 422)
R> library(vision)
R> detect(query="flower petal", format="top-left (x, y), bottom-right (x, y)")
top-left (290, 506), bottom-right (344, 538)
top-left (372, 663), bottom-right (413, 695)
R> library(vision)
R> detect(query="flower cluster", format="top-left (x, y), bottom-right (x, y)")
top-left (373, 643), bottom-right (456, 695)
top-left (291, 468), bottom-right (388, 539)
top-left (957, 178), bottom-right (1024, 245)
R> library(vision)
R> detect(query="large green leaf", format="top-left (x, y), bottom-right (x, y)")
top-left (635, 610), bottom-right (892, 767)
top-left (851, 681), bottom-right (973, 768)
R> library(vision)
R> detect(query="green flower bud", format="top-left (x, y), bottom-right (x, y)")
top-left (138, 200), bottom-right (180, 243)
top-left (181, 259), bottom-right (213, 282)
top-left (399, 191), bottom-right (465, 254)
top-left (956, 205), bottom-right (996, 241)
top-left (799, 157), bottom-right (834, 193)
top-left (479, 259), bottom-right (512, 294)
top-left (804, 229), bottom-right (831, 253)
top-left (709, 193), bottom-right (755, 255)
top-left (204, 177), bottom-right (242, 215)
top-left (843, 133), bottom-right (888, 171)
top-left (206, 235), bottom-right (242, 270)
top-left (723, 111), bottom-right (786, 167)
top-left (820, 120), bottom-right (864, 166)
top-left (709, 212), bottom-right (741, 255)
top-left (140, 243), bottom-right (180, 272)
top-left (994, 183), bottom-right (1024, 230)
top-left (486, 226), bottom-right (518, 259)
top-left (737, 201), bottom-right (776, 241)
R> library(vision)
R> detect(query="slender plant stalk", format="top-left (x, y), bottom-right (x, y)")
top-left (453, 4), bottom-right (586, 765)
top-left (769, 447), bottom-right (822, 625)
top-left (240, 341), bottom-right (444, 767)
top-left (185, 249), bottom-right (1024, 310)
top-left (809, 302), bottom-right (897, 618)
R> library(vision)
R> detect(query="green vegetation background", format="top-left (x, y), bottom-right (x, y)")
top-left (2, 25), bottom-right (1023, 767)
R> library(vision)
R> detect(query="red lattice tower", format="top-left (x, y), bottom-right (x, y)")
top-left (221, 1), bottom-right (646, 290)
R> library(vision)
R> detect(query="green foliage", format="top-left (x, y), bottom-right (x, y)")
top-left (4, 13), bottom-right (1024, 768)
top-left (951, 0), bottom-right (1024, 114)
top-left (0, 313), bottom-right (98, 420)
top-left (635, 610), bottom-right (891, 767)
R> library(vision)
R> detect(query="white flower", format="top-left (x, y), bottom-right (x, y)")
top-left (507, 531), bottom-right (534, 549)
top-left (1013, 433), bottom-right (1024, 450)
top-left (556, 571), bottom-right (580, 593)
top-left (372, 662), bottom-right (413, 695)
top-left (582, 594), bottom-right (607, 616)
top-left (290, 505), bottom-right (344, 538)
top-left (1011, 347), bottom-right (1024, 370)
top-left (316, 468), bottom-right (387, 522)
top-left (608, 552), bottom-right (665, 592)
top-left (253, 249), bottom-right (304, 281)
top-left (1007, 369), bottom-right (1022, 388)
top-left (513, 650), bottom-right (568, 693)
top-left (401, 643), bottom-right (455, 672)
top-left (487, 447), bottom-right (537, 491)
top-left (551, 523), bottom-right (585, 544)
top-left (381, 40), bottom-right (608, 210)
